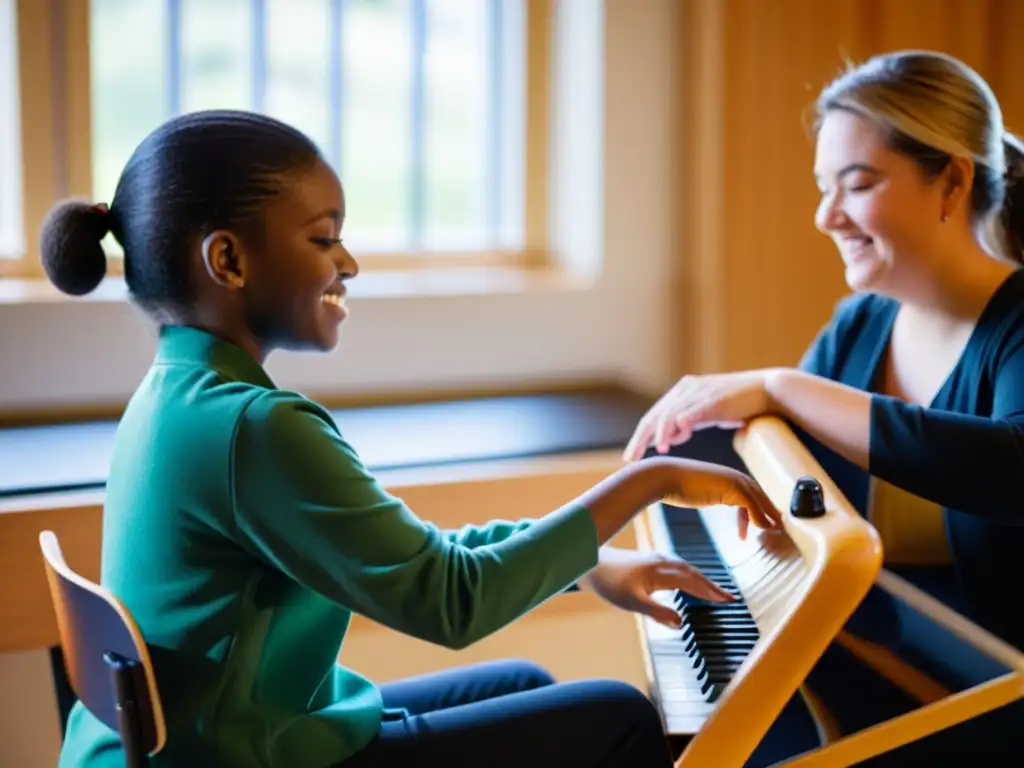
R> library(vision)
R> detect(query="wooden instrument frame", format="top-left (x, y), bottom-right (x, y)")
top-left (749, 419), bottom-right (1024, 766)
top-left (637, 415), bottom-right (886, 767)
top-left (779, 568), bottom-right (1024, 766)
top-left (639, 415), bottom-right (1024, 767)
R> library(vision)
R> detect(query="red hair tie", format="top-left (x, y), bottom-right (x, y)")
top-left (93, 203), bottom-right (110, 216)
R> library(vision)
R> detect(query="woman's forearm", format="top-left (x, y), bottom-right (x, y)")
top-left (765, 368), bottom-right (872, 469)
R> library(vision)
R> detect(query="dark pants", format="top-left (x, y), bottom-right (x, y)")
top-left (337, 659), bottom-right (673, 767)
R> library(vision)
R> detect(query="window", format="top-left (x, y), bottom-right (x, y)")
top-left (2, 0), bottom-right (548, 279)
top-left (91, 0), bottom-right (525, 257)
top-left (0, 0), bottom-right (23, 260)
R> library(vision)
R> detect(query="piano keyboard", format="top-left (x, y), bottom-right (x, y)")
top-left (652, 507), bottom-right (759, 705)
top-left (633, 417), bottom-right (883, 766)
top-left (643, 502), bottom-right (802, 733)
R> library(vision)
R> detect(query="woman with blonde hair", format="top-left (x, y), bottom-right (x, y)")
top-left (626, 50), bottom-right (1024, 763)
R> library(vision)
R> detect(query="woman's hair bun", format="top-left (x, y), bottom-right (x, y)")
top-left (39, 199), bottom-right (112, 296)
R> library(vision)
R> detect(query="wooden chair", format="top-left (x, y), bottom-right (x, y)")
top-left (39, 530), bottom-right (165, 767)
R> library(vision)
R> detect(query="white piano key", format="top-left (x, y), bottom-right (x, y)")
top-left (665, 713), bottom-right (715, 735)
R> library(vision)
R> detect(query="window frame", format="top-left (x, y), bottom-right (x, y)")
top-left (1, 0), bottom-right (552, 280)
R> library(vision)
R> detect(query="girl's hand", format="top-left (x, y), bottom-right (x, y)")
top-left (577, 547), bottom-right (734, 628)
top-left (655, 458), bottom-right (781, 538)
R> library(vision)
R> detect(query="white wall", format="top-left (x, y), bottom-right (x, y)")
top-left (0, 0), bottom-right (682, 413)
top-left (0, 3), bottom-right (685, 763)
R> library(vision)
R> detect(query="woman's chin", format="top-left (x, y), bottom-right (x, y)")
top-left (844, 260), bottom-right (887, 293)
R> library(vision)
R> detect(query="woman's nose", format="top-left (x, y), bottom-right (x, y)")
top-left (815, 191), bottom-right (844, 233)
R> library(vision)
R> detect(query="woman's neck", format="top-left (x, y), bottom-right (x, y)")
top-left (893, 242), bottom-right (1016, 327)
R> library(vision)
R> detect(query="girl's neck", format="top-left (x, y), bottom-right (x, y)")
top-left (174, 308), bottom-right (268, 364)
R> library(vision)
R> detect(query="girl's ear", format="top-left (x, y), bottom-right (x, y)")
top-left (201, 231), bottom-right (247, 289)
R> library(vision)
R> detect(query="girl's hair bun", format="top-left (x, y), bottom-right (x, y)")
top-left (40, 199), bottom-right (111, 296)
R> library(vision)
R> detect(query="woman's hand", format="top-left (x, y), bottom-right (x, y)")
top-left (577, 547), bottom-right (734, 628)
top-left (623, 369), bottom-right (782, 462)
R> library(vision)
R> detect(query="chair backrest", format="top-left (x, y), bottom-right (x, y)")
top-left (38, 530), bottom-right (166, 755)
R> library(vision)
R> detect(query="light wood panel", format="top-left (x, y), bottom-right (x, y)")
top-left (677, 0), bottom-right (1024, 376)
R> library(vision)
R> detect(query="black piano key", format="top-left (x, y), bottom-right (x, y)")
top-left (684, 638), bottom-right (757, 655)
top-left (685, 608), bottom-right (755, 621)
top-left (687, 639), bottom-right (758, 653)
top-left (691, 644), bottom-right (756, 660)
top-left (701, 652), bottom-right (749, 668)
top-left (689, 611), bottom-right (756, 620)
top-left (685, 608), bottom-right (753, 620)
top-left (687, 627), bottom-right (757, 639)
top-left (686, 617), bottom-right (756, 630)
top-left (683, 631), bottom-right (758, 650)
top-left (675, 594), bottom-right (732, 609)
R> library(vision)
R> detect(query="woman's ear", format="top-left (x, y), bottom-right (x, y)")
top-left (201, 231), bottom-right (247, 289)
top-left (940, 155), bottom-right (974, 223)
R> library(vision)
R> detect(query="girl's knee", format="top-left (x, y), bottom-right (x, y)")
top-left (590, 680), bottom-right (662, 723)
top-left (499, 658), bottom-right (557, 689)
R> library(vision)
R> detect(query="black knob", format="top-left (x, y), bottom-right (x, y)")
top-left (790, 476), bottom-right (826, 518)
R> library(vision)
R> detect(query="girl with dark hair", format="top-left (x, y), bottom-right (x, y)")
top-left (46, 109), bottom-right (778, 767)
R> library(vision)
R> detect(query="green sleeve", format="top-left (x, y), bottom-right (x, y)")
top-left (444, 520), bottom-right (532, 548)
top-left (444, 521), bottom-right (585, 592)
top-left (231, 391), bottom-right (599, 649)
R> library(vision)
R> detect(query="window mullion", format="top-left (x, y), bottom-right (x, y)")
top-left (65, 0), bottom-right (94, 203)
top-left (409, 0), bottom-right (427, 251)
top-left (523, 0), bottom-right (550, 261)
top-left (14, 0), bottom-right (54, 276)
top-left (485, 0), bottom-right (503, 249)
top-left (166, 0), bottom-right (182, 117)
top-left (328, 0), bottom-right (344, 175)
top-left (251, 0), bottom-right (267, 113)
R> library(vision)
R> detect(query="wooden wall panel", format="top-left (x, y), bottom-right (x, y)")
top-left (677, 0), bottom-right (1024, 375)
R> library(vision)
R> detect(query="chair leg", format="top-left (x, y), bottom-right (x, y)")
top-left (49, 646), bottom-right (77, 737)
top-left (104, 652), bottom-right (149, 768)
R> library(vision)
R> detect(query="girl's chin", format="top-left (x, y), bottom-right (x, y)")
top-left (320, 297), bottom-right (348, 324)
